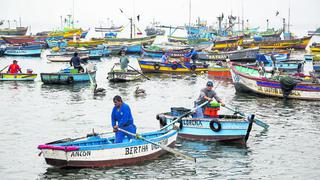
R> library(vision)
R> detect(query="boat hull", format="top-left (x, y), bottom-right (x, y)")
top-left (0, 73), bottom-right (37, 81)
top-left (38, 130), bottom-right (178, 168)
top-left (4, 49), bottom-right (41, 56)
top-left (107, 70), bottom-right (143, 82)
top-left (40, 72), bottom-right (96, 84)
top-left (157, 113), bottom-right (253, 144)
top-left (230, 63), bottom-right (320, 100)
top-left (138, 60), bottom-right (208, 73)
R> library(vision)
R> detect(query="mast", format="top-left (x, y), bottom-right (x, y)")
top-left (72, 0), bottom-right (75, 28)
top-left (19, 17), bottom-right (21, 27)
top-left (133, 0), bottom-right (136, 38)
top-left (188, 0), bottom-right (191, 27)
top-left (130, 18), bottom-right (133, 39)
top-left (287, 0), bottom-right (291, 33)
top-left (241, 0), bottom-right (244, 31)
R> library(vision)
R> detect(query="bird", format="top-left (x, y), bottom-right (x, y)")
top-left (134, 86), bottom-right (146, 96)
top-left (93, 84), bottom-right (106, 96)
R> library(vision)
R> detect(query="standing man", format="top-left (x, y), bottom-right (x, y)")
top-left (70, 52), bottom-right (84, 73)
top-left (184, 48), bottom-right (198, 64)
top-left (161, 53), bottom-right (169, 64)
top-left (7, 60), bottom-right (22, 74)
top-left (120, 50), bottom-right (129, 71)
top-left (195, 81), bottom-right (225, 118)
top-left (111, 95), bottom-right (137, 143)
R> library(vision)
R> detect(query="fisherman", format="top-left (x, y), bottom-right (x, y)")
top-left (111, 95), bottom-right (137, 143)
top-left (161, 53), bottom-right (169, 64)
top-left (7, 60), bottom-right (22, 74)
top-left (70, 52), bottom-right (85, 73)
top-left (194, 81), bottom-right (225, 118)
top-left (120, 50), bottom-right (129, 71)
top-left (184, 48), bottom-right (198, 64)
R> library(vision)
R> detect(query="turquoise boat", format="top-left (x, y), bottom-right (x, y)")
top-left (37, 129), bottom-right (178, 168)
top-left (156, 105), bottom-right (254, 144)
top-left (4, 44), bottom-right (42, 56)
top-left (40, 69), bottom-right (96, 84)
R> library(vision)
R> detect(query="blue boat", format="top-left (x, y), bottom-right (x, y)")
top-left (37, 129), bottom-right (178, 168)
top-left (4, 44), bottom-right (42, 56)
top-left (156, 105), bottom-right (254, 144)
top-left (124, 44), bottom-right (141, 53)
top-left (40, 69), bottom-right (96, 84)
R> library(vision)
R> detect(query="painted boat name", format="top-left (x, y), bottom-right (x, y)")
top-left (70, 151), bottom-right (91, 157)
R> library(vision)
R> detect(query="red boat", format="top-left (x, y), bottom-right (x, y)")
top-left (2, 36), bottom-right (36, 44)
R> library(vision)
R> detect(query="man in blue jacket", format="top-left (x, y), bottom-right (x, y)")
top-left (111, 95), bottom-right (137, 143)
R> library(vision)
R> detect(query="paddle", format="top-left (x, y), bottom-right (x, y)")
top-left (223, 105), bottom-right (269, 129)
top-left (117, 128), bottom-right (196, 162)
top-left (21, 74), bottom-right (35, 78)
top-left (0, 65), bottom-right (9, 73)
top-left (159, 101), bottom-right (209, 131)
top-left (46, 131), bottom-right (114, 145)
top-left (128, 64), bottom-right (150, 80)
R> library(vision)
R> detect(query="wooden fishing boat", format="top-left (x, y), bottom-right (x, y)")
top-left (107, 69), bottom-right (144, 82)
top-left (212, 36), bottom-right (243, 51)
top-left (4, 44), bottom-right (42, 56)
top-left (104, 35), bottom-right (156, 45)
top-left (168, 36), bottom-right (188, 44)
top-left (198, 47), bottom-right (259, 62)
top-left (2, 36), bottom-right (35, 44)
top-left (138, 59), bottom-right (209, 73)
top-left (0, 73), bottom-right (37, 81)
top-left (37, 129), bottom-right (178, 168)
top-left (156, 105), bottom-right (254, 144)
top-left (46, 54), bottom-right (90, 62)
top-left (242, 36), bottom-right (312, 49)
top-left (95, 25), bottom-right (124, 32)
top-left (40, 70), bottom-right (96, 84)
top-left (207, 66), bottom-right (231, 79)
top-left (67, 39), bottom-right (105, 47)
top-left (48, 28), bottom-right (83, 38)
top-left (0, 27), bottom-right (28, 36)
top-left (310, 43), bottom-right (320, 52)
top-left (142, 46), bottom-right (191, 58)
top-left (229, 62), bottom-right (320, 100)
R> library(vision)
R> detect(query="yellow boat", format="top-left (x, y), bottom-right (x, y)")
top-left (67, 39), bottom-right (105, 47)
top-left (49, 29), bottom-right (83, 38)
top-left (0, 73), bottom-right (37, 81)
top-left (310, 43), bottom-right (320, 52)
top-left (243, 36), bottom-right (312, 49)
top-left (212, 36), bottom-right (243, 50)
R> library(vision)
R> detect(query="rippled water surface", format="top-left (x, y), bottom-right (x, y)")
top-left (0, 51), bottom-right (319, 179)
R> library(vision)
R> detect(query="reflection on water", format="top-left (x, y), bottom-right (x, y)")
top-left (0, 52), bottom-right (319, 179)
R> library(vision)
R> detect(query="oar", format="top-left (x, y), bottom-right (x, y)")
top-left (159, 101), bottom-right (209, 131)
top-left (117, 128), bottom-right (196, 162)
top-left (46, 131), bottom-right (114, 145)
top-left (0, 65), bottom-right (9, 73)
top-left (223, 105), bottom-right (269, 129)
top-left (128, 64), bottom-right (150, 80)
top-left (21, 74), bottom-right (35, 79)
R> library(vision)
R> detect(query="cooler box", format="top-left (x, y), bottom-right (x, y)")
top-left (204, 101), bottom-right (220, 117)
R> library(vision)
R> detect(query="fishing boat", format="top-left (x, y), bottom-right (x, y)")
top-left (207, 65), bottom-right (232, 79)
top-left (168, 36), bottom-right (188, 44)
top-left (142, 45), bottom-right (191, 58)
top-left (198, 47), bottom-right (259, 62)
top-left (156, 104), bottom-right (254, 144)
top-left (310, 43), bottom-right (320, 52)
top-left (4, 44), bottom-right (42, 56)
top-left (229, 62), bottom-right (320, 100)
top-left (95, 25), bottom-right (124, 32)
top-left (40, 69), bottom-right (96, 84)
top-left (0, 27), bottom-right (28, 36)
top-left (313, 61), bottom-right (320, 72)
top-left (138, 59), bottom-right (209, 73)
top-left (0, 73), bottom-right (37, 81)
top-left (212, 36), bottom-right (243, 51)
top-left (104, 35), bottom-right (156, 44)
top-left (37, 129), bottom-right (178, 168)
top-left (242, 36), bottom-right (312, 49)
top-left (48, 28), bottom-right (83, 39)
top-left (67, 39), bottom-right (105, 47)
top-left (107, 68), bottom-right (144, 82)
top-left (46, 53), bottom-right (89, 62)
top-left (2, 36), bottom-right (35, 44)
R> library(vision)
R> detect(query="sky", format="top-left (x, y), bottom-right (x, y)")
top-left (1, 0), bottom-right (319, 37)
